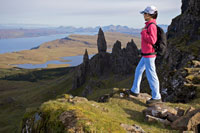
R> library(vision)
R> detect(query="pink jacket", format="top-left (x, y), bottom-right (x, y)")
top-left (141, 19), bottom-right (157, 58)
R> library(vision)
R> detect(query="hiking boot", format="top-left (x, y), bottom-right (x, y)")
top-left (146, 98), bottom-right (162, 105)
top-left (125, 90), bottom-right (139, 97)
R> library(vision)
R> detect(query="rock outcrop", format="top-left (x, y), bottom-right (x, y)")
top-left (89, 52), bottom-right (111, 77)
top-left (83, 49), bottom-right (89, 67)
top-left (171, 108), bottom-right (200, 131)
top-left (72, 28), bottom-right (139, 95)
top-left (111, 39), bottom-right (139, 74)
top-left (167, 0), bottom-right (200, 43)
top-left (120, 123), bottom-right (145, 133)
top-left (72, 49), bottom-right (90, 89)
top-left (113, 89), bottom-right (200, 132)
top-left (143, 104), bottom-right (200, 132)
top-left (97, 28), bottom-right (107, 53)
top-left (160, 0), bottom-right (200, 102)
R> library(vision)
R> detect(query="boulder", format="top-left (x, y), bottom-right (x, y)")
top-left (171, 108), bottom-right (200, 131)
top-left (59, 110), bottom-right (92, 132)
top-left (143, 104), bottom-right (177, 119)
top-left (145, 115), bottom-right (171, 126)
top-left (185, 107), bottom-right (196, 115)
top-left (176, 107), bottom-right (185, 117)
top-left (191, 60), bottom-right (200, 67)
top-left (72, 96), bottom-right (88, 103)
top-left (182, 131), bottom-right (194, 133)
top-left (120, 123), bottom-right (145, 133)
top-left (136, 93), bottom-right (151, 101)
top-left (59, 110), bottom-right (78, 130)
top-left (166, 113), bottom-right (179, 122)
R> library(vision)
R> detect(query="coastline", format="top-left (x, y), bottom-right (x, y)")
top-left (0, 32), bottom-right (140, 69)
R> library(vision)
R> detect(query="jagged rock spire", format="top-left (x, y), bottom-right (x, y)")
top-left (126, 39), bottom-right (139, 53)
top-left (83, 49), bottom-right (89, 64)
top-left (112, 40), bottom-right (122, 55)
top-left (97, 28), bottom-right (107, 53)
top-left (72, 49), bottom-right (89, 90)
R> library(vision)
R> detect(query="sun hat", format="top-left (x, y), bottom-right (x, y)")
top-left (140, 6), bottom-right (157, 14)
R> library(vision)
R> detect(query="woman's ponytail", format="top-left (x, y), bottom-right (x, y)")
top-left (150, 11), bottom-right (158, 19)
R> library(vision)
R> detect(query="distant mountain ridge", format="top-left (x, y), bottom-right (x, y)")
top-left (57, 24), bottom-right (168, 36)
top-left (0, 24), bottom-right (168, 39)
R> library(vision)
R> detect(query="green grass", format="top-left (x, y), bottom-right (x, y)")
top-left (0, 67), bottom-right (74, 133)
top-left (0, 68), bottom-right (31, 78)
top-left (0, 67), bottom-right (73, 82)
top-left (68, 71), bottom-right (151, 101)
top-left (23, 93), bottom-right (178, 132)
top-left (168, 36), bottom-right (200, 57)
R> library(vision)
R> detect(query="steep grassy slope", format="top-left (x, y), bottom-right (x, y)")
top-left (0, 67), bottom-right (74, 132)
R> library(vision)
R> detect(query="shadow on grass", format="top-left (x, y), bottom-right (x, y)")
top-left (124, 97), bottom-right (147, 107)
top-left (0, 67), bottom-right (74, 82)
top-left (123, 108), bottom-right (145, 123)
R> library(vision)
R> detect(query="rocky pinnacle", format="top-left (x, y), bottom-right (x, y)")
top-left (97, 28), bottom-right (107, 53)
top-left (83, 49), bottom-right (89, 65)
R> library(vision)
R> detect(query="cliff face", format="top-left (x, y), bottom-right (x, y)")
top-left (168, 0), bottom-right (200, 42)
top-left (160, 0), bottom-right (200, 102)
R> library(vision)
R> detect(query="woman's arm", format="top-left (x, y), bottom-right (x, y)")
top-left (141, 24), bottom-right (157, 45)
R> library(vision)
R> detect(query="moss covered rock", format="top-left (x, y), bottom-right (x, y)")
top-left (21, 91), bottom-right (180, 133)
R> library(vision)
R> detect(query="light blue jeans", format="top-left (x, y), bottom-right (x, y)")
top-left (131, 57), bottom-right (161, 99)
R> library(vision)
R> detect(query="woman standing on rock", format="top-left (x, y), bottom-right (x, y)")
top-left (129, 6), bottom-right (162, 104)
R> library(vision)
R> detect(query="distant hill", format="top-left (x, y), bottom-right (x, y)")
top-left (38, 32), bottom-right (141, 49)
top-left (0, 28), bottom-right (67, 39)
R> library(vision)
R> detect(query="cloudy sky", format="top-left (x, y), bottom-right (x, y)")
top-left (0, 0), bottom-right (182, 28)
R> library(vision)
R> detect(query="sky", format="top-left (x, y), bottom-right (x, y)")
top-left (0, 0), bottom-right (182, 28)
